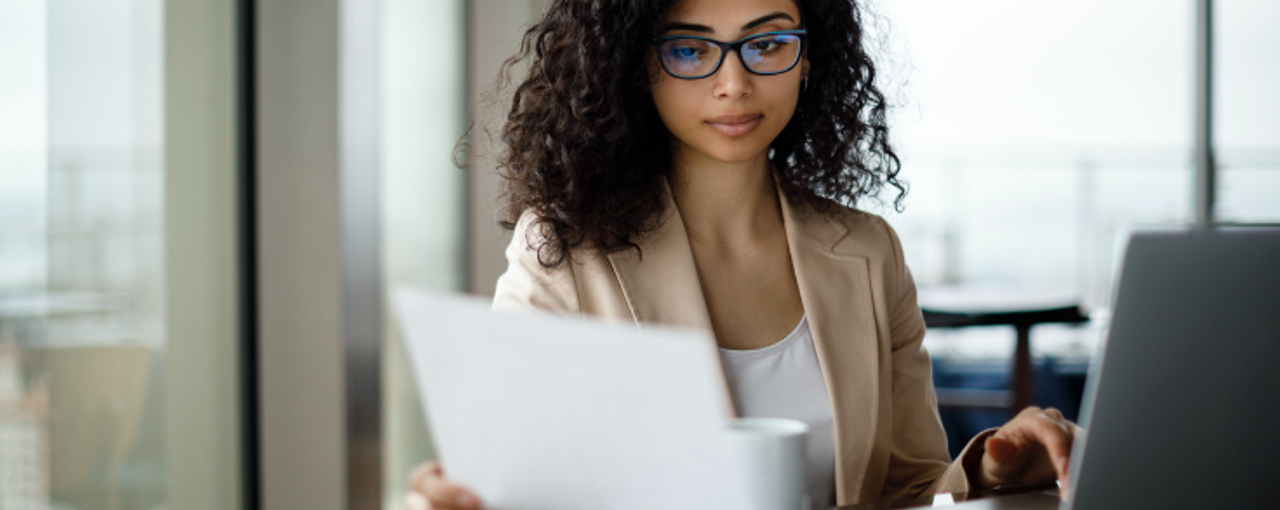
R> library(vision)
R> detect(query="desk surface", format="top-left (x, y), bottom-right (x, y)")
top-left (835, 484), bottom-right (1060, 510)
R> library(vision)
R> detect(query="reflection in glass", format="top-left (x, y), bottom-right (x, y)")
top-left (1, 0), bottom-right (167, 508)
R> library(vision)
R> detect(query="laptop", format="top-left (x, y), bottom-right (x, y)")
top-left (931, 228), bottom-right (1280, 510)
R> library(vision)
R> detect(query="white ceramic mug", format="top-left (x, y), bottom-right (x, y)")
top-left (725, 417), bottom-right (809, 510)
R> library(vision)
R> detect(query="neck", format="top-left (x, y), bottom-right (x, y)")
top-left (668, 149), bottom-right (782, 250)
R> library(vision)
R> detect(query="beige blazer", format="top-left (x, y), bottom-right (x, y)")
top-left (492, 186), bottom-right (989, 506)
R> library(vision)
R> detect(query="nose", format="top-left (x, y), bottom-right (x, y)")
top-left (712, 50), bottom-right (753, 100)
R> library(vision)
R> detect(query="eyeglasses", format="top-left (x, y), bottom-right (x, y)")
top-left (652, 29), bottom-right (807, 80)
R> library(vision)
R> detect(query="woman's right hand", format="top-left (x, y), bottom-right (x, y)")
top-left (405, 461), bottom-right (483, 510)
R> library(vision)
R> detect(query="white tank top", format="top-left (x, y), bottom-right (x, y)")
top-left (717, 315), bottom-right (836, 509)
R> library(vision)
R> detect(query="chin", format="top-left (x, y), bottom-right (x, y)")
top-left (711, 150), bottom-right (768, 164)
top-left (696, 137), bottom-right (772, 164)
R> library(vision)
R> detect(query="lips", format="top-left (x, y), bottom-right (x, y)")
top-left (706, 113), bottom-right (763, 137)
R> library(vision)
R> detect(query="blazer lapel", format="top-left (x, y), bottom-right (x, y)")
top-left (607, 180), bottom-right (884, 503)
top-left (779, 195), bottom-right (882, 505)
top-left (605, 193), bottom-right (714, 332)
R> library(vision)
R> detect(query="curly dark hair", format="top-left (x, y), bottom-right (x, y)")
top-left (494, 0), bottom-right (904, 267)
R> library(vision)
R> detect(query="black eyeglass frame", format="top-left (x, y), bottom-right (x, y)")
top-left (651, 29), bottom-right (808, 80)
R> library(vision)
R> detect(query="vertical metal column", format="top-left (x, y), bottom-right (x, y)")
top-left (236, 0), bottom-right (261, 508)
top-left (257, 0), bottom-right (382, 508)
top-left (340, 0), bottom-right (384, 508)
top-left (1194, 0), bottom-right (1216, 228)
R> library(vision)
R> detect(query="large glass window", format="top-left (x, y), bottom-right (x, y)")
top-left (1215, 0), bottom-right (1280, 223)
top-left (380, 0), bottom-right (468, 506)
top-left (0, 0), bottom-right (242, 508)
top-left (872, 0), bottom-right (1277, 450)
top-left (874, 0), bottom-right (1196, 442)
top-left (879, 0), bottom-right (1193, 311)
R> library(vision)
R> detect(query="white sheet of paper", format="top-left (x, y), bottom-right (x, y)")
top-left (392, 286), bottom-right (752, 510)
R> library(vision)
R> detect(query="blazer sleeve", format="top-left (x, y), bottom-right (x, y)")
top-left (876, 216), bottom-right (995, 501)
top-left (492, 212), bottom-right (582, 314)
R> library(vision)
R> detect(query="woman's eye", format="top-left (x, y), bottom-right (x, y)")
top-left (748, 38), bottom-right (780, 53)
top-left (667, 44), bottom-right (706, 60)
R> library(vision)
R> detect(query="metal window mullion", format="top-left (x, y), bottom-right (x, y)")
top-left (257, 0), bottom-right (382, 508)
top-left (340, 0), bottom-right (383, 508)
top-left (1194, 0), bottom-right (1215, 228)
top-left (236, 0), bottom-right (261, 507)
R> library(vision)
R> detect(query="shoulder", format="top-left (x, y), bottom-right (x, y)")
top-left (493, 210), bottom-right (625, 315)
top-left (493, 210), bottom-right (585, 313)
top-left (800, 197), bottom-right (906, 264)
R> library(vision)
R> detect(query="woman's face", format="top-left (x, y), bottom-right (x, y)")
top-left (650, 0), bottom-right (806, 167)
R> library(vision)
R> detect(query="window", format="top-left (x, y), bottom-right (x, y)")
top-left (1215, 0), bottom-right (1280, 223)
top-left (0, 1), bottom-right (243, 508)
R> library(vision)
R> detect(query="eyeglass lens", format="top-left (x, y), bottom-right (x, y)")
top-left (658, 33), bottom-right (802, 78)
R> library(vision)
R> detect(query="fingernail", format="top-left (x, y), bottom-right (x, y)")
top-left (457, 494), bottom-right (479, 508)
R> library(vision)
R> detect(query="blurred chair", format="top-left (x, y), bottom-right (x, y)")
top-left (918, 287), bottom-right (1088, 414)
top-left (46, 346), bottom-right (152, 510)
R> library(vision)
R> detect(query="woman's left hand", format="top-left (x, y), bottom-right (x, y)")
top-left (975, 406), bottom-right (1081, 497)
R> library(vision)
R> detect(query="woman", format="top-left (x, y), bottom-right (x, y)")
top-left (409, 0), bottom-right (1078, 507)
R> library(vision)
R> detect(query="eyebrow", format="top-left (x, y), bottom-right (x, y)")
top-left (659, 12), bottom-right (795, 35)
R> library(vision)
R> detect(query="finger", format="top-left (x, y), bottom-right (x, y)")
top-left (1028, 412), bottom-right (1074, 480)
top-left (405, 492), bottom-right (430, 510)
top-left (992, 408), bottom-right (1045, 456)
top-left (981, 433), bottom-right (1031, 482)
top-left (420, 470), bottom-right (482, 510)
top-left (1017, 406), bottom-right (1044, 419)
top-left (985, 434), bottom-right (1018, 463)
top-left (983, 408), bottom-right (1072, 485)
top-left (1059, 421), bottom-right (1084, 499)
top-left (408, 461), bottom-right (442, 491)
top-left (1037, 408), bottom-right (1073, 491)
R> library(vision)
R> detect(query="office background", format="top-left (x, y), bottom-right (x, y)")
top-left (0, 0), bottom-right (1276, 509)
